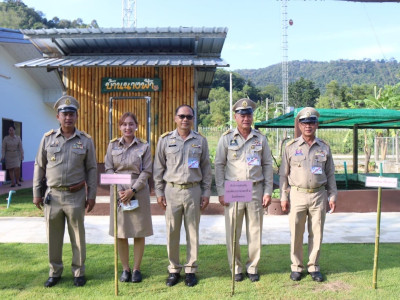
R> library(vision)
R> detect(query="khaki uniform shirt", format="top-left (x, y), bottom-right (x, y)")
top-left (279, 136), bottom-right (337, 202)
top-left (33, 128), bottom-right (97, 199)
top-left (153, 129), bottom-right (212, 198)
top-left (214, 128), bottom-right (273, 196)
top-left (2, 135), bottom-right (23, 158)
top-left (104, 136), bottom-right (152, 191)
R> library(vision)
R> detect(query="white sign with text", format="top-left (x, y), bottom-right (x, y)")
top-left (365, 176), bottom-right (398, 188)
top-left (224, 181), bottom-right (253, 203)
top-left (100, 173), bottom-right (131, 185)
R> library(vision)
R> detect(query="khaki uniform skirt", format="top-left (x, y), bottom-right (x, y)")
top-left (109, 179), bottom-right (153, 238)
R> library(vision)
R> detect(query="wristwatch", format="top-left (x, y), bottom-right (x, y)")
top-left (131, 188), bottom-right (136, 193)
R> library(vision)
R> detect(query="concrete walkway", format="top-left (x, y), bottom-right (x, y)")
top-left (1, 212), bottom-right (399, 245)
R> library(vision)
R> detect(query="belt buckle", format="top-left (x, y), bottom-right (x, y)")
top-left (181, 183), bottom-right (189, 189)
top-left (307, 189), bottom-right (312, 193)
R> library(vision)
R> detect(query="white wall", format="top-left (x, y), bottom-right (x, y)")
top-left (0, 45), bottom-right (59, 179)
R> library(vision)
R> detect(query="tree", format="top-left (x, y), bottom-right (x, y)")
top-left (259, 84), bottom-right (281, 103)
top-left (197, 100), bottom-right (211, 127)
top-left (211, 69), bottom-right (246, 91)
top-left (316, 80), bottom-right (344, 108)
top-left (288, 77), bottom-right (320, 108)
top-left (0, 0), bottom-right (99, 29)
top-left (204, 87), bottom-right (246, 127)
top-left (242, 81), bottom-right (261, 101)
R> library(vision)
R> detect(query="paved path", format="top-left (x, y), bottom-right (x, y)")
top-left (1, 213), bottom-right (399, 245)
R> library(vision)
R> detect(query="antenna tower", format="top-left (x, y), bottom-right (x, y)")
top-left (281, 0), bottom-right (288, 113)
top-left (122, 0), bottom-right (137, 28)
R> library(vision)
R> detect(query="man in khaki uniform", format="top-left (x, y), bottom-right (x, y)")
top-left (153, 104), bottom-right (212, 287)
top-left (33, 95), bottom-right (97, 288)
top-left (214, 98), bottom-right (273, 282)
top-left (280, 107), bottom-right (337, 282)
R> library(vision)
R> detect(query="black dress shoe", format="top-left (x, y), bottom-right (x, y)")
top-left (290, 271), bottom-right (302, 281)
top-left (120, 270), bottom-right (131, 282)
top-left (44, 277), bottom-right (61, 287)
top-left (185, 273), bottom-right (198, 287)
top-left (166, 273), bottom-right (180, 287)
top-left (309, 271), bottom-right (323, 282)
top-left (73, 276), bottom-right (87, 287)
top-left (246, 272), bottom-right (260, 282)
top-left (234, 273), bottom-right (244, 282)
top-left (131, 270), bottom-right (142, 283)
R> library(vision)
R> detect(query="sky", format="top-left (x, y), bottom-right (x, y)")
top-left (21, 0), bottom-right (400, 70)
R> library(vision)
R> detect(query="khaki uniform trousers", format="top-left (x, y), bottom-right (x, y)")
top-left (44, 188), bottom-right (86, 277)
top-left (165, 184), bottom-right (201, 274)
top-left (289, 188), bottom-right (327, 272)
top-left (224, 183), bottom-right (263, 275)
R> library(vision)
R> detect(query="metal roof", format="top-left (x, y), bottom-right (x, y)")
top-left (15, 55), bottom-right (228, 68)
top-left (16, 27), bottom-right (229, 100)
top-left (0, 27), bottom-right (62, 91)
top-left (19, 27), bottom-right (228, 58)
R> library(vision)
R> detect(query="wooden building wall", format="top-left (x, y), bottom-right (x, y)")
top-left (64, 66), bottom-right (195, 163)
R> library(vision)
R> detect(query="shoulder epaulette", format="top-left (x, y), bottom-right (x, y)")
top-left (193, 131), bottom-right (204, 138)
top-left (110, 137), bottom-right (118, 143)
top-left (45, 129), bottom-right (55, 137)
top-left (319, 139), bottom-right (329, 146)
top-left (254, 129), bottom-right (260, 133)
top-left (160, 131), bottom-right (172, 138)
top-left (223, 129), bottom-right (233, 136)
top-left (138, 138), bottom-right (148, 144)
top-left (81, 131), bottom-right (92, 139)
top-left (286, 139), bottom-right (295, 147)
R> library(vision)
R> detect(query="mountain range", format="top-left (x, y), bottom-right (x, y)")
top-left (236, 59), bottom-right (400, 92)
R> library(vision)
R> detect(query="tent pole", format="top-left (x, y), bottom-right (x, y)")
top-left (353, 125), bottom-right (358, 174)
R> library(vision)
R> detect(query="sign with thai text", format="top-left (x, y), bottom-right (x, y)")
top-left (224, 181), bottom-right (252, 203)
top-left (101, 77), bottom-right (162, 93)
top-left (100, 173), bottom-right (131, 185)
top-left (365, 176), bottom-right (398, 188)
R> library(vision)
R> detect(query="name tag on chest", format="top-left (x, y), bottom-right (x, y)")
top-left (311, 166), bottom-right (322, 174)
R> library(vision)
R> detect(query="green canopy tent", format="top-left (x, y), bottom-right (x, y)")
top-left (255, 108), bottom-right (400, 173)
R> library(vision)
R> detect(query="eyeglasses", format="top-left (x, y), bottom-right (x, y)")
top-left (177, 114), bottom-right (194, 120)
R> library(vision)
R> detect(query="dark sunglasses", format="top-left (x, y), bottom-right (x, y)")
top-left (177, 114), bottom-right (194, 120)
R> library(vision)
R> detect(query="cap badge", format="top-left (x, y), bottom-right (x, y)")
top-left (306, 111), bottom-right (311, 117)
top-left (65, 99), bottom-right (71, 105)
top-left (242, 100), bottom-right (248, 107)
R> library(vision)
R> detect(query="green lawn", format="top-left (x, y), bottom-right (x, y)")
top-left (0, 188), bottom-right (43, 217)
top-left (0, 243), bottom-right (399, 299)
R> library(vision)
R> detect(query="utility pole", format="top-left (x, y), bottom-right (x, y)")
top-left (122, 0), bottom-right (137, 28)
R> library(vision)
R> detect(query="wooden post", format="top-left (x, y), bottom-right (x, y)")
top-left (231, 201), bottom-right (238, 296)
top-left (113, 184), bottom-right (119, 296)
top-left (372, 163), bottom-right (383, 289)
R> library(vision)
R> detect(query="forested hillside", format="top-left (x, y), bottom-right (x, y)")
top-left (0, 0), bottom-right (98, 29)
top-left (236, 59), bottom-right (400, 93)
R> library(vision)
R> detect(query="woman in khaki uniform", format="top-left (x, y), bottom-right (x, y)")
top-left (105, 112), bottom-right (153, 283)
top-left (1, 125), bottom-right (24, 187)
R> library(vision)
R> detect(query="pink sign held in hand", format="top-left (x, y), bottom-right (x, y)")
top-left (224, 181), bottom-right (252, 203)
top-left (100, 173), bottom-right (131, 185)
top-left (0, 171), bottom-right (5, 182)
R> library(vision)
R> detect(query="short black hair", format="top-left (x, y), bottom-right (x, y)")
top-left (175, 104), bottom-right (194, 116)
